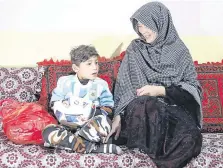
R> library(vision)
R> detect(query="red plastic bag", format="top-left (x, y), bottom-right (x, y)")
top-left (0, 99), bottom-right (57, 145)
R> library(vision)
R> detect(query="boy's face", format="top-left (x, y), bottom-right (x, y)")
top-left (72, 56), bottom-right (99, 80)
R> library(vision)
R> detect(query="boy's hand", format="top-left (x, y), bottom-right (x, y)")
top-left (104, 115), bottom-right (121, 143)
top-left (137, 85), bottom-right (166, 97)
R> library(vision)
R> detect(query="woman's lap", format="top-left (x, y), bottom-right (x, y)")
top-left (119, 96), bottom-right (202, 168)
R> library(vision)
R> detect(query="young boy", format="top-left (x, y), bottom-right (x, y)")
top-left (42, 45), bottom-right (122, 154)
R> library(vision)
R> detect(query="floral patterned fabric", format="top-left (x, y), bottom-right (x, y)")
top-left (1, 56), bottom-right (223, 167)
top-left (0, 120), bottom-right (222, 168)
top-left (0, 67), bottom-right (44, 102)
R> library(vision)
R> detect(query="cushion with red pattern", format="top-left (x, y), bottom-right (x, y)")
top-left (195, 61), bottom-right (223, 132)
top-left (37, 54), bottom-right (223, 132)
top-left (37, 55), bottom-right (123, 112)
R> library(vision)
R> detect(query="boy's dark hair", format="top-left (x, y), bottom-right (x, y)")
top-left (70, 45), bottom-right (99, 66)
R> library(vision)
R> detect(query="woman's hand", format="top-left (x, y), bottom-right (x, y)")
top-left (137, 85), bottom-right (166, 97)
top-left (104, 115), bottom-right (121, 143)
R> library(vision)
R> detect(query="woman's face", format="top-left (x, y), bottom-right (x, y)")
top-left (137, 22), bottom-right (157, 43)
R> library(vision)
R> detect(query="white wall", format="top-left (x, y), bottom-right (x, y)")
top-left (1, 0), bottom-right (222, 35)
top-left (1, 0), bottom-right (223, 66)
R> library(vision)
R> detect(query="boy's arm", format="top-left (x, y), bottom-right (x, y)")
top-left (50, 76), bottom-right (67, 108)
top-left (98, 81), bottom-right (114, 115)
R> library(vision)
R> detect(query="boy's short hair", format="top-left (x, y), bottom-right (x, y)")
top-left (70, 45), bottom-right (99, 66)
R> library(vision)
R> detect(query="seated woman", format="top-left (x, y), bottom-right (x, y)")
top-left (105, 2), bottom-right (203, 168)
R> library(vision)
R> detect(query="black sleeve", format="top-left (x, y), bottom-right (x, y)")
top-left (165, 85), bottom-right (195, 106)
top-left (164, 85), bottom-right (200, 125)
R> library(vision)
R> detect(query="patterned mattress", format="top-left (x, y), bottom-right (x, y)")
top-left (0, 121), bottom-right (222, 168)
